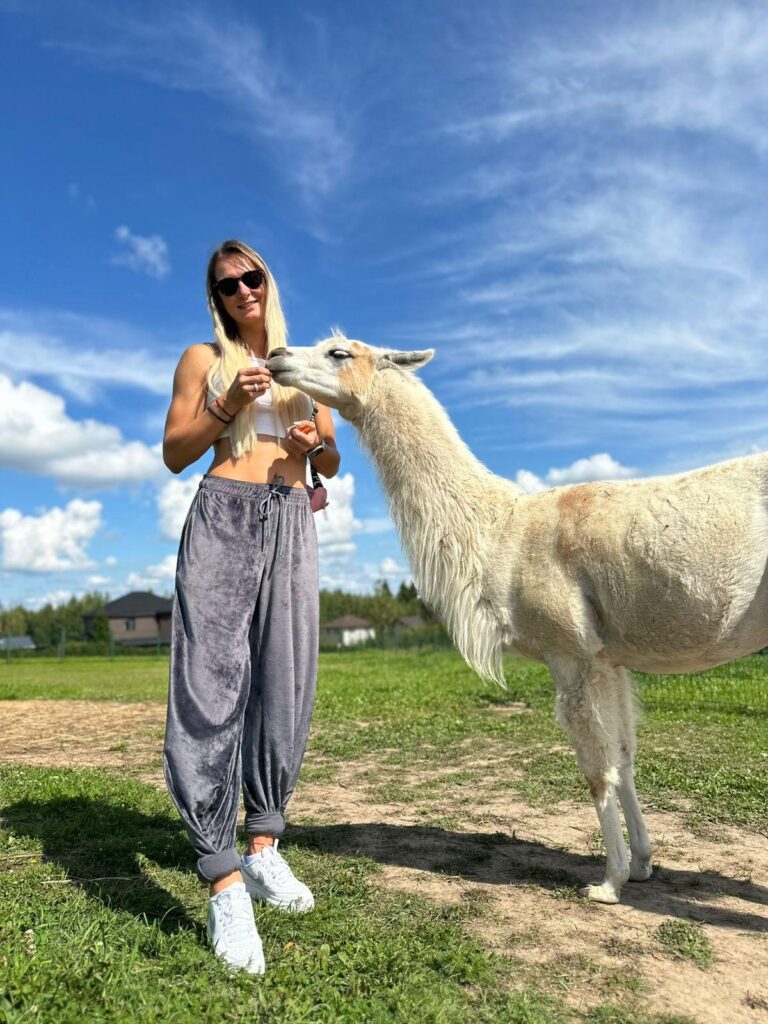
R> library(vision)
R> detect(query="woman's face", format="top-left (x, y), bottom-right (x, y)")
top-left (213, 255), bottom-right (267, 331)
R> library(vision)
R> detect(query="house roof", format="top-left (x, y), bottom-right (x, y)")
top-left (398, 615), bottom-right (425, 629)
top-left (83, 591), bottom-right (173, 619)
top-left (321, 615), bottom-right (374, 629)
top-left (0, 635), bottom-right (36, 650)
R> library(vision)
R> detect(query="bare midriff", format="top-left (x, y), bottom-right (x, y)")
top-left (207, 434), bottom-right (308, 488)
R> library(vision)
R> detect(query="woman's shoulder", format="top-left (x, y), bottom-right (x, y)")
top-left (177, 342), bottom-right (220, 368)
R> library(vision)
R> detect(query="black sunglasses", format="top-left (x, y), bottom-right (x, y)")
top-left (213, 268), bottom-right (265, 297)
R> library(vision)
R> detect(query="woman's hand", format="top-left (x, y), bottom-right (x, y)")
top-left (224, 366), bottom-right (272, 411)
top-left (282, 419), bottom-right (320, 457)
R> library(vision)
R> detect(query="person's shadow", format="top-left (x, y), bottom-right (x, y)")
top-left (288, 821), bottom-right (768, 932)
top-left (2, 792), bottom-right (203, 937)
top-left (5, 790), bottom-right (767, 935)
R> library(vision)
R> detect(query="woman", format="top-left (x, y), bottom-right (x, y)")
top-left (161, 240), bottom-right (339, 975)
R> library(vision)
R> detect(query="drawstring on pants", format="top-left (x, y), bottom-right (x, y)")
top-left (258, 475), bottom-right (287, 578)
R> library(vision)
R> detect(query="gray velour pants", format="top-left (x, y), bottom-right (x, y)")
top-left (163, 474), bottom-right (319, 885)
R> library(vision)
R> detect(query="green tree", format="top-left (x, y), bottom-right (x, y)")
top-left (90, 612), bottom-right (111, 643)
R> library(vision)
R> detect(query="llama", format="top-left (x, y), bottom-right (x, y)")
top-left (267, 336), bottom-right (768, 904)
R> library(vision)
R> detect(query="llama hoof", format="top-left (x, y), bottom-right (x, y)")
top-left (580, 883), bottom-right (620, 904)
top-left (629, 861), bottom-right (653, 882)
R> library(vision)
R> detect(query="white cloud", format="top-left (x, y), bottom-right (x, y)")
top-left (0, 374), bottom-right (166, 487)
top-left (157, 475), bottom-right (203, 541)
top-left (315, 473), bottom-right (363, 548)
top-left (125, 554), bottom-right (177, 592)
top-left (379, 556), bottom-right (407, 577)
top-left (104, 555), bottom-right (118, 566)
top-left (112, 225), bottom-right (170, 279)
top-left (515, 453), bottom-right (638, 494)
top-left (85, 575), bottom-right (111, 586)
top-left (22, 589), bottom-right (77, 611)
top-left (0, 499), bottom-right (102, 572)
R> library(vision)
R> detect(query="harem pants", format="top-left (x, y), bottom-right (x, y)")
top-left (163, 474), bottom-right (319, 884)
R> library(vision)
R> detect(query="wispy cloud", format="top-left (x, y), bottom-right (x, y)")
top-left (388, 5), bottom-right (768, 468)
top-left (0, 308), bottom-right (177, 400)
top-left (51, 8), bottom-right (353, 207)
top-left (112, 225), bottom-right (170, 279)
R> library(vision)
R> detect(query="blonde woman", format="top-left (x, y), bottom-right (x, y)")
top-left (161, 240), bottom-right (339, 974)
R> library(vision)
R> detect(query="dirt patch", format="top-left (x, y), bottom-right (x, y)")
top-left (1, 700), bottom-right (767, 1023)
top-left (288, 762), bottom-right (768, 1024)
top-left (0, 700), bottom-right (166, 770)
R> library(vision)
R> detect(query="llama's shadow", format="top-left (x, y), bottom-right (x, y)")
top-left (2, 796), bottom-right (202, 937)
top-left (289, 821), bottom-right (768, 932)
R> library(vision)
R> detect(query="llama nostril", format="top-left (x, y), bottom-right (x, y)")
top-left (269, 347), bottom-right (289, 357)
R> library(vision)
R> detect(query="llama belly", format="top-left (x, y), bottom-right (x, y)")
top-left (591, 560), bottom-right (768, 673)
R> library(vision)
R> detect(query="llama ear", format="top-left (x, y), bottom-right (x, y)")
top-left (378, 349), bottom-right (435, 371)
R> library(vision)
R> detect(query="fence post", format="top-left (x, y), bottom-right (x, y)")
top-left (109, 634), bottom-right (115, 662)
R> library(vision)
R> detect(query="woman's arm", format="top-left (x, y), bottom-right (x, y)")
top-left (282, 402), bottom-right (341, 478)
top-left (162, 345), bottom-right (233, 474)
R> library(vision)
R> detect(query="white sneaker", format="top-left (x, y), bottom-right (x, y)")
top-left (207, 881), bottom-right (266, 974)
top-left (241, 840), bottom-right (315, 913)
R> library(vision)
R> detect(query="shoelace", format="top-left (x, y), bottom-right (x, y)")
top-left (258, 846), bottom-right (296, 886)
top-left (216, 889), bottom-right (255, 947)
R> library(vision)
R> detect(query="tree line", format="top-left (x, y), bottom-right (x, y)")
top-left (0, 582), bottom-right (442, 651)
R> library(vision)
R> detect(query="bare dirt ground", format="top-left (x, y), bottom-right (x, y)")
top-left (2, 700), bottom-right (767, 1024)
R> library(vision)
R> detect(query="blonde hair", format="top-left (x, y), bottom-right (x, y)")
top-left (205, 239), bottom-right (312, 459)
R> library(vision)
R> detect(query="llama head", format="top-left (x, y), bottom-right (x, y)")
top-left (266, 334), bottom-right (434, 417)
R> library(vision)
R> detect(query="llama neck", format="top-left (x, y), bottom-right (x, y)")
top-left (355, 371), bottom-right (496, 533)
top-left (350, 371), bottom-right (516, 685)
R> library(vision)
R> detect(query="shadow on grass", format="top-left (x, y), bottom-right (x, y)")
top-left (5, 789), bottom-right (767, 938)
top-left (2, 795), bottom-right (202, 937)
top-left (289, 821), bottom-right (768, 933)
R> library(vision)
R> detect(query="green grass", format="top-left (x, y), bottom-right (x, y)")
top-left (655, 920), bottom-right (715, 969)
top-left (1, 650), bottom-right (757, 1021)
top-left (0, 764), bottom-right (575, 1024)
top-left (2, 650), bottom-right (767, 831)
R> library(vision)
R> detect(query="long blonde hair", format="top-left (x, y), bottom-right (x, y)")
top-left (205, 239), bottom-right (312, 459)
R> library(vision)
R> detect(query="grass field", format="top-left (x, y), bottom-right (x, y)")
top-left (1, 651), bottom-right (766, 1023)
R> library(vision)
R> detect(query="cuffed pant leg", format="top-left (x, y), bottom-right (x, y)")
top-left (162, 484), bottom-right (261, 884)
top-left (242, 498), bottom-right (319, 836)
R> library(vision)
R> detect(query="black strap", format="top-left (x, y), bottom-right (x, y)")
top-left (309, 400), bottom-right (324, 489)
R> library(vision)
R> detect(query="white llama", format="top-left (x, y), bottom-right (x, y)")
top-left (267, 337), bottom-right (768, 905)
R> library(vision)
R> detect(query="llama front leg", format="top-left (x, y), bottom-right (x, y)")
top-left (615, 668), bottom-right (653, 881)
top-left (549, 656), bottom-right (630, 904)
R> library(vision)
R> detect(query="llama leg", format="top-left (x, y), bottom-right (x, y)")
top-left (615, 668), bottom-right (653, 881)
top-left (549, 656), bottom-right (630, 904)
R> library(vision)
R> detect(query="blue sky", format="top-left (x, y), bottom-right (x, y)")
top-left (2, 0), bottom-right (767, 609)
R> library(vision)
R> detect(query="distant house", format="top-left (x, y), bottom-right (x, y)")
top-left (83, 591), bottom-right (173, 646)
top-left (321, 615), bottom-right (376, 647)
top-left (0, 635), bottom-right (36, 651)
top-left (394, 615), bottom-right (425, 635)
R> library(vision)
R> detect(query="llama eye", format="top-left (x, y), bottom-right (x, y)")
top-left (329, 349), bottom-right (351, 359)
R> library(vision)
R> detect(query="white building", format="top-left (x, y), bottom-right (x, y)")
top-left (321, 615), bottom-right (376, 647)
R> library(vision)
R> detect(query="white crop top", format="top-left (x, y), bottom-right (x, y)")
top-left (207, 355), bottom-right (285, 438)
